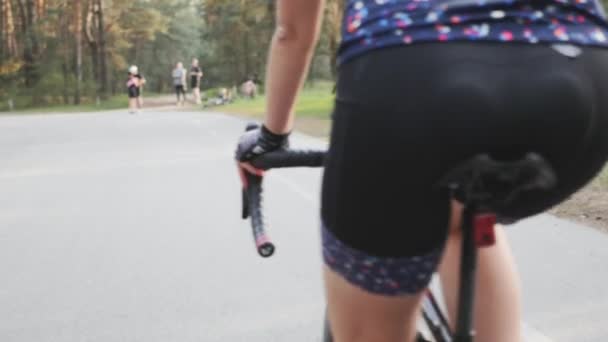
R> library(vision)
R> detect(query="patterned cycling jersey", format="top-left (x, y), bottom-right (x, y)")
top-left (339, 0), bottom-right (608, 64)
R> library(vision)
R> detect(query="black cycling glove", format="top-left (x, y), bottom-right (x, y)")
top-left (235, 124), bottom-right (289, 162)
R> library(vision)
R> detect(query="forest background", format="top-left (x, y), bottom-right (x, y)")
top-left (0, 0), bottom-right (345, 110)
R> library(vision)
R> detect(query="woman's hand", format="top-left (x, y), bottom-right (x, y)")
top-left (235, 124), bottom-right (289, 175)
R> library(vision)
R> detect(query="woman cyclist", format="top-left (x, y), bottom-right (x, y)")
top-left (236, 0), bottom-right (608, 341)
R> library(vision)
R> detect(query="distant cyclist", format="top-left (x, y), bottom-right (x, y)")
top-left (236, 1), bottom-right (608, 341)
top-left (190, 58), bottom-right (203, 104)
top-left (172, 62), bottom-right (187, 106)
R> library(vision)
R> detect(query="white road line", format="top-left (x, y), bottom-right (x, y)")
top-left (524, 324), bottom-right (555, 342)
top-left (0, 155), bottom-right (223, 179)
top-left (273, 173), bottom-right (318, 203)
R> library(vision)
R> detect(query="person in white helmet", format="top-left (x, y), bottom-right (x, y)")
top-left (128, 65), bottom-right (146, 109)
top-left (126, 65), bottom-right (141, 114)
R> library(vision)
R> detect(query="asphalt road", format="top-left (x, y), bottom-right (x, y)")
top-left (1, 110), bottom-right (607, 341)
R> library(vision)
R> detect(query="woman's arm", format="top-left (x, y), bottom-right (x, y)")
top-left (264, 0), bottom-right (325, 134)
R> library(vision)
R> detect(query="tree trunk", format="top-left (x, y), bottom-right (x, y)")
top-left (36, 0), bottom-right (44, 19)
top-left (1, 0), bottom-right (22, 60)
top-left (62, 57), bottom-right (69, 104)
top-left (90, 42), bottom-right (99, 82)
top-left (243, 32), bottom-right (250, 77)
top-left (17, 0), bottom-right (40, 88)
top-left (231, 51), bottom-right (238, 86)
top-left (267, 1), bottom-right (275, 29)
top-left (326, 0), bottom-right (344, 80)
top-left (74, 0), bottom-right (82, 104)
top-left (1, 0), bottom-right (5, 58)
top-left (85, 1), bottom-right (99, 85)
top-left (61, 7), bottom-right (70, 104)
top-left (96, 0), bottom-right (108, 98)
top-left (153, 45), bottom-right (163, 93)
top-left (26, 0), bottom-right (39, 61)
top-left (1, 0), bottom-right (8, 60)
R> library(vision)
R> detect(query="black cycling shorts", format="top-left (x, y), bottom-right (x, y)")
top-left (127, 86), bottom-right (139, 99)
top-left (191, 76), bottom-right (200, 89)
top-left (175, 85), bottom-right (186, 97)
top-left (320, 43), bottom-right (608, 295)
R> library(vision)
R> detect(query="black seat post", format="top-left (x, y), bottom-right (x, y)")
top-left (454, 202), bottom-right (480, 342)
top-left (440, 152), bottom-right (556, 342)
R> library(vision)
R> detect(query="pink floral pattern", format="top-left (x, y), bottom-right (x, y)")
top-left (322, 225), bottom-right (443, 295)
top-left (340, 0), bottom-right (608, 63)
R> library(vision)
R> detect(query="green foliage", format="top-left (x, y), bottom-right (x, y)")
top-left (200, 0), bottom-right (341, 88)
top-left (131, 0), bottom-right (205, 93)
top-left (32, 71), bottom-right (69, 104)
top-left (202, 0), bottom-right (275, 86)
top-left (0, 60), bottom-right (22, 77)
top-left (0, 0), bottom-right (206, 109)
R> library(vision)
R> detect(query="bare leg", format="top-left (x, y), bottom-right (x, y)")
top-left (324, 266), bottom-right (424, 342)
top-left (438, 202), bottom-right (522, 342)
top-left (128, 98), bottom-right (137, 113)
top-left (193, 88), bottom-right (201, 104)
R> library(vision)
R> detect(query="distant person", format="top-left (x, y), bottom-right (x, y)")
top-left (126, 66), bottom-right (141, 114)
top-left (241, 77), bottom-right (257, 99)
top-left (172, 62), bottom-right (187, 106)
top-left (220, 87), bottom-right (229, 104)
top-left (189, 58), bottom-right (203, 104)
top-left (130, 65), bottom-right (146, 109)
top-left (226, 87), bottom-right (235, 103)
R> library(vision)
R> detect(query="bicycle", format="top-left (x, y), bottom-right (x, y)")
top-left (238, 123), bottom-right (557, 342)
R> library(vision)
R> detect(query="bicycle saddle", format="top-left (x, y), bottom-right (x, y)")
top-left (438, 153), bottom-right (557, 223)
